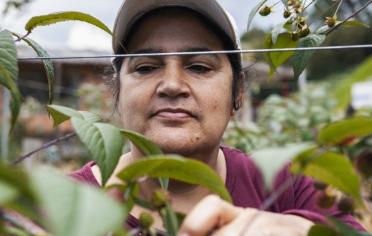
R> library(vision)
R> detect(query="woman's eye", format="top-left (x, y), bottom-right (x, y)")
top-left (135, 65), bottom-right (159, 74)
top-left (187, 64), bottom-right (212, 74)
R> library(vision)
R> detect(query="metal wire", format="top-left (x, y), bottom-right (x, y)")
top-left (17, 44), bottom-right (372, 61)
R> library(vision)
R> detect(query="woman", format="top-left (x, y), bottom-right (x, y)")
top-left (71, 0), bottom-right (365, 235)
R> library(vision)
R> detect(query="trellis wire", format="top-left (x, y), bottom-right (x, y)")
top-left (17, 44), bottom-right (372, 61)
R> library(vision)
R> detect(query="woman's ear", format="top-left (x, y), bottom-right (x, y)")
top-left (231, 72), bottom-right (245, 116)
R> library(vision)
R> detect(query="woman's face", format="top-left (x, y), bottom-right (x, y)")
top-left (119, 9), bottom-right (234, 157)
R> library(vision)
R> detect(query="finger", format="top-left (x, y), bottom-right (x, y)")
top-left (178, 195), bottom-right (244, 236)
top-left (212, 208), bottom-right (258, 236)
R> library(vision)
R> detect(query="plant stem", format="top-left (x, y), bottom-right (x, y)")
top-left (326, 0), bottom-right (372, 35)
top-left (11, 132), bottom-right (76, 165)
top-left (1, 209), bottom-right (48, 236)
top-left (333, 0), bottom-right (344, 17)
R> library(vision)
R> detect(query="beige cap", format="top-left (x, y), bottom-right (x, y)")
top-left (112, 0), bottom-right (241, 54)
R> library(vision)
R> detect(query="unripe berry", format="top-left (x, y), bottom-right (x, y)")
top-left (259, 6), bottom-right (272, 16)
top-left (325, 17), bottom-right (336, 27)
top-left (299, 26), bottom-right (310, 38)
top-left (316, 192), bottom-right (336, 209)
top-left (151, 190), bottom-right (170, 209)
top-left (291, 31), bottom-right (299, 41)
top-left (139, 212), bottom-right (154, 229)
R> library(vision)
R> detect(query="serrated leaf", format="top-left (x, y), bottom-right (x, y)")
top-left (0, 30), bottom-right (22, 130)
top-left (13, 33), bottom-right (54, 104)
top-left (117, 156), bottom-right (232, 202)
top-left (71, 118), bottom-right (123, 186)
top-left (292, 34), bottom-right (325, 79)
top-left (318, 117), bottom-right (372, 146)
top-left (265, 32), bottom-right (297, 77)
top-left (47, 104), bottom-right (100, 126)
top-left (251, 143), bottom-right (315, 191)
top-left (291, 150), bottom-right (362, 203)
top-left (25, 11), bottom-right (112, 35)
top-left (30, 167), bottom-right (125, 236)
top-left (120, 129), bottom-right (162, 156)
top-left (247, 0), bottom-right (268, 31)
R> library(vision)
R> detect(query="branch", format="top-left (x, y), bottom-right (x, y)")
top-left (326, 0), bottom-right (372, 35)
top-left (11, 132), bottom-right (76, 165)
top-left (1, 209), bottom-right (49, 236)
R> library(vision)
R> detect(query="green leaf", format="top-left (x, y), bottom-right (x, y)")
top-left (120, 129), bottom-right (162, 156)
top-left (328, 217), bottom-right (371, 236)
top-left (271, 23), bottom-right (285, 44)
top-left (308, 224), bottom-right (338, 236)
top-left (29, 167), bottom-right (125, 236)
top-left (0, 30), bottom-right (22, 130)
top-left (292, 34), bottom-right (325, 79)
top-left (318, 117), bottom-right (372, 146)
top-left (0, 180), bottom-right (19, 204)
top-left (117, 156), bottom-right (232, 202)
top-left (120, 129), bottom-right (168, 189)
top-left (291, 150), bottom-right (362, 203)
top-left (47, 104), bottom-right (101, 126)
top-left (71, 118), bottom-right (123, 186)
top-left (265, 32), bottom-right (297, 76)
top-left (0, 163), bottom-right (38, 219)
top-left (25, 11), bottom-right (112, 35)
top-left (251, 143), bottom-right (315, 190)
top-left (332, 57), bottom-right (372, 110)
top-left (247, 0), bottom-right (268, 31)
top-left (13, 33), bottom-right (55, 104)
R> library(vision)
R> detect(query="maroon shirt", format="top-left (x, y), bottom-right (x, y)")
top-left (70, 146), bottom-right (365, 232)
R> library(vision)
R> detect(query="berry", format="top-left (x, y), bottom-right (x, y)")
top-left (291, 31), bottom-right (299, 41)
top-left (354, 149), bottom-right (372, 178)
top-left (313, 181), bottom-right (328, 191)
top-left (259, 6), bottom-right (272, 16)
top-left (283, 10), bottom-right (291, 18)
top-left (299, 26), bottom-right (310, 38)
top-left (139, 212), bottom-right (154, 229)
top-left (151, 190), bottom-right (170, 209)
top-left (337, 197), bottom-right (354, 214)
top-left (316, 192), bottom-right (336, 209)
top-left (325, 17), bottom-right (336, 27)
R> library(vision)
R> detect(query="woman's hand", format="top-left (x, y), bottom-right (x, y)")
top-left (178, 195), bottom-right (314, 236)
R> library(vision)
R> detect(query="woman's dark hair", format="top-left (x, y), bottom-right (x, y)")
top-left (107, 7), bottom-right (243, 111)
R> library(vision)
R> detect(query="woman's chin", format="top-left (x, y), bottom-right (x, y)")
top-left (145, 129), bottom-right (204, 156)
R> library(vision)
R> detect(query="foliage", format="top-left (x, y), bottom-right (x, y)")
top-left (1, 2), bottom-right (372, 236)
top-left (248, 0), bottom-right (371, 80)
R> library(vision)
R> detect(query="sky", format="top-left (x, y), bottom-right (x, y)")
top-left (0, 0), bottom-right (283, 51)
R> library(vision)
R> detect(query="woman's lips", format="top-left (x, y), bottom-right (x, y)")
top-left (152, 108), bottom-right (195, 120)
top-left (156, 111), bottom-right (191, 119)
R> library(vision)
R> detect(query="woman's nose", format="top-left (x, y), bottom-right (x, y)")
top-left (156, 64), bottom-right (190, 98)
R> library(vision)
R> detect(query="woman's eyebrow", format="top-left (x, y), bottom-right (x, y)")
top-left (127, 47), bottom-right (220, 63)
